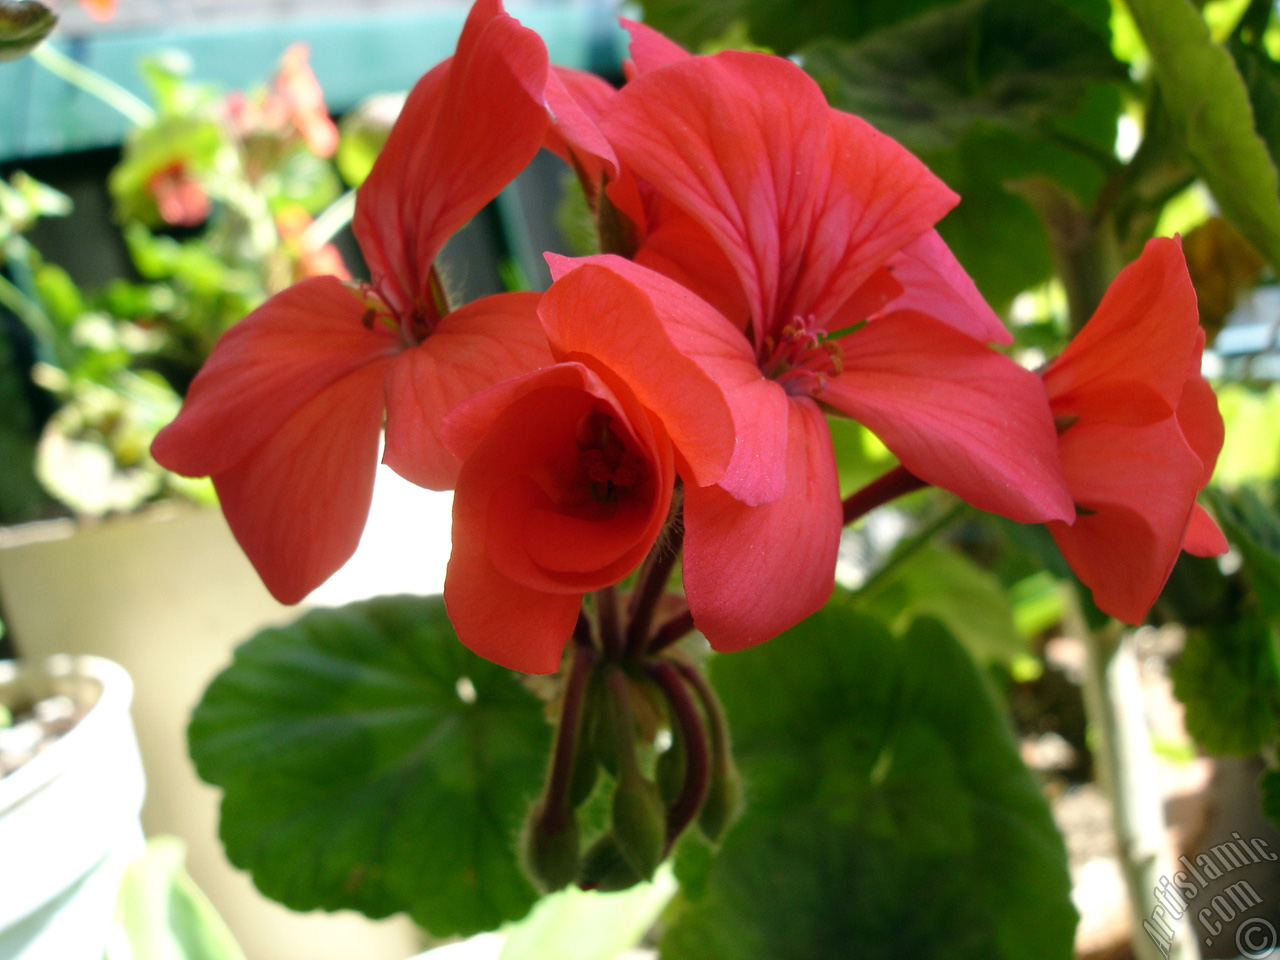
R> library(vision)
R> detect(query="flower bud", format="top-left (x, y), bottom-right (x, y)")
top-left (577, 833), bottom-right (645, 893)
top-left (655, 726), bottom-right (687, 808)
top-left (0, 1), bottom-right (55, 62)
top-left (698, 753), bottom-right (741, 843)
top-left (611, 771), bottom-right (666, 880)
top-left (524, 806), bottom-right (580, 893)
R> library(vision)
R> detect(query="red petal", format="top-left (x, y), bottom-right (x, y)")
top-left (212, 360), bottom-right (390, 604)
top-left (820, 311), bottom-right (1073, 523)
top-left (863, 229), bottom-right (1010, 344)
top-left (543, 67), bottom-right (619, 192)
top-left (353, 0), bottom-right (550, 319)
top-left (445, 361), bottom-right (675, 672)
top-left (622, 19), bottom-right (691, 77)
top-left (1177, 351), bottom-right (1224, 489)
top-left (684, 397), bottom-right (839, 651)
top-left (1183, 504), bottom-right (1229, 557)
top-left (602, 53), bottom-right (955, 336)
top-left (444, 530), bottom-right (583, 674)
top-left (1044, 236), bottom-right (1199, 422)
top-left (540, 256), bottom-right (744, 487)
top-left (382, 291), bottom-right (550, 490)
top-left (1049, 418), bottom-right (1203, 623)
top-left (151, 276), bottom-right (398, 479)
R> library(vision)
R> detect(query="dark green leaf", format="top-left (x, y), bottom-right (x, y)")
top-left (1202, 486), bottom-right (1280, 618)
top-left (1123, 0), bottom-right (1280, 273)
top-left (802, 0), bottom-right (1125, 154)
top-left (188, 595), bottom-right (553, 938)
top-left (661, 605), bottom-right (1075, 960)
top-left (635, 0), bottom-right (954, 56)
top-left (1173, 614), bottom-right (1280, 755)
top-left (1260, 765), bottom-right (1280, 831)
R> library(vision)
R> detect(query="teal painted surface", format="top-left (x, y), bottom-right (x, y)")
top-left (0, 3), bottom-right (626, 162)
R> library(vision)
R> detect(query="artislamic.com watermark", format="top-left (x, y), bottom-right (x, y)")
top-left (1144, 833), bottom-right (1278, 958)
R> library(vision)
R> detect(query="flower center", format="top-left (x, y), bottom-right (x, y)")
top-left (759, 315), bottom-right (845, 397)
top-left (577, 410), bottom-right (646, 504)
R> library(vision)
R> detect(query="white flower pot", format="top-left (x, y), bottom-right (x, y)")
top-left (0, 655), bottom-right (145, 960)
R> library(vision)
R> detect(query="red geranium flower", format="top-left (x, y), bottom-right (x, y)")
top-left (1043, 236), bottom-right (1226, 622)
top-left (593, 47), bottom-right (1074, 649)
top-left (442, 261), bottom-right (738, 673)
top-left (152, 0), bottom-right (565, 604)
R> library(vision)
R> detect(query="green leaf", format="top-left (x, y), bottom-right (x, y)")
top-left (1202, 485), bottom-right (1280, 618)
top-left (856, 544), bottom-right (1028, 664)
top-left (635, 0), bottom-right (955, 56)
top-left (188, 595), bottom-right (553, 938)
top-left (1260, 765), bottom-right (1280, 830)
top-left (111, 836), bottom-right (246, 960)
top-left (1173, 613), bottom-right (1280, 755)
top-left (802, 0), bottom-right (1125, 155)
top-left (1123, 0), bottom-right (1280, 273)
top-left (661, 605), bottom-right (1076, 960)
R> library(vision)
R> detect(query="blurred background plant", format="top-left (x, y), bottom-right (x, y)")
top-left (0, 7), bottom-right (368, 520)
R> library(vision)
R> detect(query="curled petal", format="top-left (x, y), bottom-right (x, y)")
top-left (382, 291), bottom-right (550, 490)
top-left (445, 362), bottom-right (674, 671)
top-left (858, 229), bottom-right (1010, 344)
top-left (541, 256), bottom-right (743, 487)
top-left (445, 531), bottom-right (583, 674)
top-left (1184, 504), bottom-right (1229, 557)
top-left (1044, 236), bottom-right (1200, 422)
top-left (684, 397), bottom-right (840, 651)
top-left (821, 311), bottom-right (1073, 523)
top-left (1048, 419), bottom-right (1203, 623)
top-left (354, 0), bottom-right (550, 318)
top-left (543, 66), bottom-right (619, 193)
top-left (151, 276), bottom-right (398, 479)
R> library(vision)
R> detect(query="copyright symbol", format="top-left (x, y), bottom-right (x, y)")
top-left (1237, 917), bottom-right (1277, 958)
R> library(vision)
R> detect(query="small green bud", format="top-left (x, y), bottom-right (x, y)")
top-left (577, 833), bottom-right (644, 893)
top-left (611, 772), bottom-right (666, 880)
top-left (698, 755), bottom-right (741, 843)
top-left (524, 807), bottom-right (579, 893)
top-left (0, 1), bottom-right (56, 63)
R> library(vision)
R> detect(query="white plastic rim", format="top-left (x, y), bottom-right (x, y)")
top-left (0, 655), bottom-right (146, 959)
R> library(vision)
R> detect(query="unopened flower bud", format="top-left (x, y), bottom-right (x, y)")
top-left (0, 0), bottom-right (55, 62)
top-left (611, 771), bottom-right (666, 880)
top-left (524, 806), bottom-right (580, 893)
top-left (698, 753), bottom-right (741, 843)
top-left (577, 833), bottom-right (645, 893)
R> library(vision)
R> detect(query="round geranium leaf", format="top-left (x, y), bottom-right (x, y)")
top-left (188, 594), bottom-right (552, 938)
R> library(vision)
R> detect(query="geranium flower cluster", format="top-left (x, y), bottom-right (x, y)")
top-left (153, 0), bottom-right (1227, 678)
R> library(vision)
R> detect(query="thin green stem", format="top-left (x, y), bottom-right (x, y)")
top-left (596, 585), bottom-right (622, 659)
top-left (305, 189), bottom-right (356, 247)
top-left (0, 273), bottom-right (57, 352)
top-left (625, 519), bottom-right (684, 658)
top-left (30, 44), bottom-right (154, 127)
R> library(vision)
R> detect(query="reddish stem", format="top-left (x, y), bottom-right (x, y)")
top-left (648, 660), bottom-right (710, 851)
top-left (842, 464), bottom-right (927, 526)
